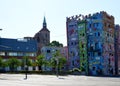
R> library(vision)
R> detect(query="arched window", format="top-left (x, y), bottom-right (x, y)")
top-left (37, 37), bottom-right (40, 43)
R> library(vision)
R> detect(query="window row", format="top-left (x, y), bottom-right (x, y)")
top-left (0, 52), bottom-right (36, 57)
top-left (68, 41), bottom-right (79, 46)
top-left (88, 23), bottom-right (101, 28)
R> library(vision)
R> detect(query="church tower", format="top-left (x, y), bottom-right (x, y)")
top-left (34, 16), bottom-right (50, 54)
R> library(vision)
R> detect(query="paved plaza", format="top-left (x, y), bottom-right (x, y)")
top-left (0, 74), bottom-right (120, 86)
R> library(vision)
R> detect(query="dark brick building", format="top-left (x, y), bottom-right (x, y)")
top-left (34, 17), bottom-right (50, 54)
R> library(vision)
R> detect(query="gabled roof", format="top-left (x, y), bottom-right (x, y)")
top-left (40, 28), bottom-right (50, 32)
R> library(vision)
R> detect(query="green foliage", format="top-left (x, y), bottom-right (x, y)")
top-left (22, 56), bottom-right (32, 66)
top-left (50, 57), bottom-right (57, 68)
top-left (48, 41), bottom-right (63, 47)
top-left (0, 57), bottom-right (8, 68)
top-left (36, 54), bottom-right (47, 70)
top-left (58, 57), bottom-right (67, 70)
top-left (50, 50), bottom-right (67, 70)
top-left (7, 57), bottom-right (21, 71)
top-left (36, 54), bottom-right (45, 66)
top-left (0, 57), bottom-right (3, 67)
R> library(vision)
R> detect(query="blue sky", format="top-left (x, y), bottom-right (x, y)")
top-left (0, 0), bottom-right (120, 46)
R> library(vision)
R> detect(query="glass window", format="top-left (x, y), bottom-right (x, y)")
top-left (89, 24), bottom-right (91, 28)
top-left (82, 44), bottom-right (84, 48)
top-left (47, 50), bottom-right (51, 53)
top-left (25, 53), bottom-right (36, 57)
top-left (83, 54), bottom-right (84, 57)
top-left (83, 33), bottom-right (85, 36)
top-left (71, 42), bottom-right (73, 45)
top-left (95, 33), bottom-right (96, 36)
top-left (8, 52), bottom-right (17, 56)
top-left (37, 37), bottom-right (40, 42)
top-left (72, 60), bottom-right (74, 66)
top-left (96, 23), bottom-right (99, 27)
top-left (98, 32), bottom-right (100, 36)
top-left (98, 52), bottom-right (101, 56)
top-left (0, 52), bottom-right (5, 56)
top-left (17, 52), bottom-right (23, 56)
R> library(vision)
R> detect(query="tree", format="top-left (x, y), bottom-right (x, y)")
top-left (36, 54), bottom-right (45, 70)
top-left (0, 57), bottom-right (3, 67)
top-left (7, 57), bottom-right (21, 72)
top-left (58, 57), bottom-right (67, 71)
top-left (48, 41), bottom-right (63, 47)
top-left (50, 57), bottom-right (57, 71)
top-left (50, 50), bottom-right (67, 71)
top-left (21, 56), bottom-right (32, 70)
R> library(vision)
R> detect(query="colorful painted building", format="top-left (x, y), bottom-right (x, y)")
top-left (115, 25), bottom-right (120, 75)
top-left (66, 11), bottom-right (115, 76)
top-left (66, 16), bottom-right (80, 70)
top-left (86, 12), bottom-right (104, 75)
top-left (77, 20), bottom-right (88, 74)
top-left (86, 11), bottom-right (115, 75)
top-left (102, 12), bottom-right (115, 75)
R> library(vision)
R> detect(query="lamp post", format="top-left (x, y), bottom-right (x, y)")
top-left (0, 29), bottom-right (2, 37)
top-left (24, 57), bottom-right (28, 80)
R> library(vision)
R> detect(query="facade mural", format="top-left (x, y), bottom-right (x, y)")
top-left (115, 25), bottom-right (120, 75)
top-left (66, 11), bottom-right (116, 76)
top-left (77, 20), bottom-right (88, 74)
top-left (102, 12), bottom-right (115, 75)
top-left (66, 16), bottom-right (80, 70)
top-left (86, 12), bottom-right (104, 75)
top-left (86, 12), bottom-right (115, 75)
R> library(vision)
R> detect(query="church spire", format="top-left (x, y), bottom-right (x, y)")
top-left (43, 16), bottom-right (47, 28)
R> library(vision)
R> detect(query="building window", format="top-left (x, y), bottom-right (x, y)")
top-left (83, 54), bottom-right (85, 57)
top-left (98, 52), bottom-right (101, 56)
top-left (72, 60), bottom-right (74, 66)
top-left (95, 43), bottom-right (98, 49)
top-left (17, 52), bottom-right (23, 56)
top-left (96, 23), bottom-right (99, 27)
top-left (47, 50), bottom-right (51, 53)
top-left (83, 33), bottom-right (85, 36)
top-left (8, 52), bottom-right (17, 56)
top-left (98, 32), bottom-right (100, 36)
top-left (45, 34), bottom-right (47, 38)
top-left (37, 37), bottom-right (40, 42)
top-left (88, 53), bottom-right (90, 57)
top-left (25, 53), bottom-right (36, 57)
top-left (82, 44), bottom-right (84, 48)
top-left (0, 52), bottom-right (5, 56)
top-left (75, 42), bottom-right (77, 45)
top-left (95, 33), bottom-right (96, 36)
top-left (89, 24), bottom-right (91, 28)
top-left (71, 42), bottom-right (73, 45)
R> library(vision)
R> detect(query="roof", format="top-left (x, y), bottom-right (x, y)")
top-left (40, 28), bottom-right (50, 32)
top-left (0, 38), bottom-right (37, 52)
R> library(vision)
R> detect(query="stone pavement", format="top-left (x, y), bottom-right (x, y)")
top-left (0, 74), bottom-right (120, 86)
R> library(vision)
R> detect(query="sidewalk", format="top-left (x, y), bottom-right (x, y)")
top-left (0, 74), bottom-right (120, 86)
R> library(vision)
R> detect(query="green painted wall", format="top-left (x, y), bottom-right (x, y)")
top-left (78, 21), bottom-right (88, 74)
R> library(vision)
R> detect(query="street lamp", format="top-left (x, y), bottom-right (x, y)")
top-left (24, 57), bottom-right (28, 80)
top-left (0, 28), bottom-right (2, 38)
